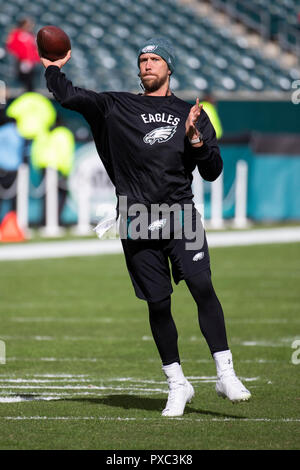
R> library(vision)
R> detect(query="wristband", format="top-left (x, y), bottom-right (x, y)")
top-left (189, 132), bottom-right (203, 145)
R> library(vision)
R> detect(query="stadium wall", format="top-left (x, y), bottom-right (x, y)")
top-left (1, 98), bottom-right (300, 225)
top-left (50, 98), bottom-right (300, 136)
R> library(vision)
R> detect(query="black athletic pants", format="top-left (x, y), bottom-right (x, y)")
top-left (147, 268), bottom-right (229, 366)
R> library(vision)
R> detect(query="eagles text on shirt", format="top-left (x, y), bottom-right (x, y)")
top-left (141, 113), bottom-right (180, 126)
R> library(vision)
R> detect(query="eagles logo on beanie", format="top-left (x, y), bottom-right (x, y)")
top-left (137, 36), bottom-right (175, 74)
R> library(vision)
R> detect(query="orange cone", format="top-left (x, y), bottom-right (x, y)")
top-left (0, 211), bottom-right (25, 242)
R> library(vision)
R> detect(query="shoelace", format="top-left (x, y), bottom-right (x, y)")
top-left (166, 380), bottom-right (186, 407)
top-left (219, 371), bottom-right (248, 391)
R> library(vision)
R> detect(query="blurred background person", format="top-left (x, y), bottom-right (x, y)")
top-left (6, 92), bottom-right (74, 227)
top-left (201, 92), bottom-right (223, 140)
top-left (0, 108), bottom-right (25, 220)
top-left (31, 118), bottom-right (75, 226)
top-left (5, 17), bottom-right (40, 92)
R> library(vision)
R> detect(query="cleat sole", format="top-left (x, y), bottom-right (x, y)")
top-left (217, 389), bottom-right (251, 403)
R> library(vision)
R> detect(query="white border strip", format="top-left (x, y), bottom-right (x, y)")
top-left (0, 227), bottom-right (299, 260)
top-left (0, 239), bottom-right (122, 261)
top-left (207, 227), bottom-right (300, 247)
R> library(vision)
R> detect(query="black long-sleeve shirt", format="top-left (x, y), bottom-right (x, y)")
top-left (45, 65), bottom-right (223, 208)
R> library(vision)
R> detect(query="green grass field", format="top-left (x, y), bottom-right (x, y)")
top-left (0, 242), bottom-right (299, 450)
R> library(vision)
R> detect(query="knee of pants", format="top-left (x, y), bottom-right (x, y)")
top-left (186, 269), bottom-right (216, 302)
top-left (148, 296), bottom-right (171, 317)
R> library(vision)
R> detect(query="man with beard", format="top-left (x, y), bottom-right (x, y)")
top-left (41, 36), bottom-right (251, 417)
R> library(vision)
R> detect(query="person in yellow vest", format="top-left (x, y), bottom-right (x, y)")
top-left (31, 119), bottom-right (75, 225)
top-left (0, 109), bottom-right (25, 223)
top-left (31, 124), bottom-right (75, 178)
top-left (7, 93), bottom-right (75, 225)
top-left (201, 93), bottom-right (223, 140)
top-left (6, 92), bottom-right (56, 140)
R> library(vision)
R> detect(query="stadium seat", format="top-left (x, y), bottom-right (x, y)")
top-left (213, 0), bottom-right (299, 51)
top-left (0, 0), bottom-right (297, 93)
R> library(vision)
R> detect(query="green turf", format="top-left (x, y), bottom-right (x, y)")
top-left (0, 242), bottom-right (299, 450)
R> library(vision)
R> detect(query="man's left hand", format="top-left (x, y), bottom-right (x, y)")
top-left (185, 97), bottom-right (203, 147)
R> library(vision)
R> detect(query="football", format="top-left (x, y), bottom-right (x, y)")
top-left (36, 25), bottom-right (71, 61)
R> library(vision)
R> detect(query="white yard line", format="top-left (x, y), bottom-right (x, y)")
top-left (0, 375), bottom-right (260, 402)
top-left (9, 317), bottom-right (300, 325)
top-left (1, 376), bottom-right (297, 425)
top-left (0, 377), bottom-right (258, 385)
top-left (0, 239), bottom-right (122, 261)
top-left (0, 376), bottom-right (259, 385)
top-left (0, 227), bottom-right (299, 260)
top-left (1, 416), bottom-right (300, 423)
top-left (0, 378), bottom-right (99, 383)
top-left (6, 357), bottom-right (100, 362)
top-left (207, 227), bottom-right (300, 247)
top-left (0, 397), bottom-right (61, 403)
top-left (1, 335), bottom-right (296, 347)
top-left (0, 385), bottom-right (169, 392)
top-left (3, 356), bottom-right (290, 364)
top-left (11, 317), bottom-right (114, 323)
top-left (0, 335), bottom-right (97, 341)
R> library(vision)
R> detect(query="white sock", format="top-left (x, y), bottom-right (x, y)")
top-left (213, 350), bottom-right (234, 378)
top-left (162, 362), bottom-right (186, 383)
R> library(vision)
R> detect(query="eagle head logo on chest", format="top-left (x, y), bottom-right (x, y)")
top-left (143, 125), bottom-right (177, 145)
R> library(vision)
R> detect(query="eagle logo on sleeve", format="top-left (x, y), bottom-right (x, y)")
top-left (143, 125), bottom-right (177, 145)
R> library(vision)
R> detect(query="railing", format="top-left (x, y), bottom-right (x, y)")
top-left (278, 23), bottom-right (300, 56)
top-left (210, 0), bottom-right (300, 56)
top-left (211, 0), bottom-right (271, 38)
top-left (0, 161), bottom-right (250, 240)
top-left (192, 160), bottom-right (248, 229)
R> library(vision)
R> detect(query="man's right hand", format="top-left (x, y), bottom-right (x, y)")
top-left (40, 49), bottom-right (71, 69)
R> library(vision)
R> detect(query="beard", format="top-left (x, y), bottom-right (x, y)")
top-left (141, 74), bottom-right (168, 93)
